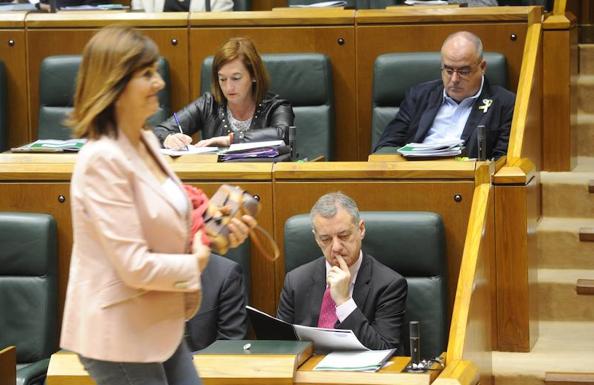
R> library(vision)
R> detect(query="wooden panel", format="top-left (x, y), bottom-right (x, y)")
top-left (0, 27), bottom-right (28, 148)
top-left (579, 227), bottom-right (594, 242)
top-left (188, 25), bottom-right (356, 161)
top-left (493, 173), bottom-right (540, 352)
top-left (26, 26), bottom-right (189, 140)
top-left (543, 25), bottom-right (578, 171)
top-left (0, 346), bottom-right (15, 385)
top-left (576, 279), bottom-right (594, 295)
top-left (273, 178), bottom-right (474, 315)
top-left (545, 371), bottom-right (594, 385)
top-left (356, 22), bottom-right (527, 160)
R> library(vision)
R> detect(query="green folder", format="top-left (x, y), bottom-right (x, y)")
top-left (198, 340), bottom-right (312, 356)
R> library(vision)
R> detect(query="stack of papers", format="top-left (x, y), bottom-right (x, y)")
top-left (160, 145), bottom-right (219, 157)
top-left (219, 140), bottom-right (288, 161)
top-left (11, 139), bottom-right (87, 153)
top-left (314, 349), bottom-right (395, 372)
top-left (397, 139), bottom-right (464, 158)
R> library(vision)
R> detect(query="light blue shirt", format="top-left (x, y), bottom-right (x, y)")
top-left (423, 76), bottom-right (484, 144)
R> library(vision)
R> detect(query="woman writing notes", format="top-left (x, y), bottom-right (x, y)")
top-left (155, 37), bottom-right (295, 150)
top-left (60, 26), bottom-right (256, 385)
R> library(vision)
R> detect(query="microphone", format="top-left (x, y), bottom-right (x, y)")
top-left (288, 125), bottom-right (297, 161)
top-left (410, 321), bottom-right (421, 366)
top-left (477, 124), bottom-right (487, 161)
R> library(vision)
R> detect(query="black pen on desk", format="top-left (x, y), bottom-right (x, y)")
top-left (173, 112), bottom-right (188, 151)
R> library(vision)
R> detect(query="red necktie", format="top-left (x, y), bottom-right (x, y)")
top-left (317, 287), bottom-right (337, 328)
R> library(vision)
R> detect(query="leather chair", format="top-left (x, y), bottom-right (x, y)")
top-left (233, 0), bottom-right (250, 11)
top-left (37, 55), bottom-right (172, 140)
top-left (284, 211), bottom-right (447, 359)
top-left (201, 53), bottom-right (335, 160)
top-left (0, 61), bottom-right (7, 151)
top-left (370, 51), bottom-right (508, 150)
top-left (0, 212), bottom-right (58, 385)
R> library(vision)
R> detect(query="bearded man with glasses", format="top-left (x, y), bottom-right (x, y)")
top-left (373, 31), bottom-right (515, 160)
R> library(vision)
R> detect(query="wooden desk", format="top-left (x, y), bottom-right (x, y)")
top-left (46, 348), bottom-right (440, 385)
top-left (0, 346), bottom-right (16, 385)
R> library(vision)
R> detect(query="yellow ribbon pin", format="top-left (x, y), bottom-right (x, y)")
top-left (478, 98), bottom-right (493, 113)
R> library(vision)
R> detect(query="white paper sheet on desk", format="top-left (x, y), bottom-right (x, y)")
top-left (160, 145), bottom-right (219, 156)
top-left (221, 140), bottom-right (285, 154)
top-left (314, 349), bottom-right (395, 372)
top-left (293, 325), bottom-right (369, 352)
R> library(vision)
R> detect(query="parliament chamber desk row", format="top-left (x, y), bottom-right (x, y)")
top-left (0, 150), bottom-right (537, 356)
top-left (0, 4), bottom-right (574, 169)
top-left (45, 340), bottom-right (467, 385)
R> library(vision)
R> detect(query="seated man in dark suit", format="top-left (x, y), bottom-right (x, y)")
top-left (185, 253), bottom-right (248, 351)
top-left (373, 31), bottom-right (515, 160)
top-left (277, 192), bottom-right (408, 351)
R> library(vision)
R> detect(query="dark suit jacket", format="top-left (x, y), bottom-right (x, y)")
top-left (277, 253), bottom-right (407, 351)
top-left (185, 254), bottom-right (248, 351)
top-left (374, 78), bottom-right (516, 159)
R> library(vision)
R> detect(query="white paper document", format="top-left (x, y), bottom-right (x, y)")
top-left (160, 145), bottom-right (219, 157)
top-left (293, 325), bottom-right (369, 352)
top-left (314, 349), bottom-right (396, 372)
top-left (247, 306), bottom-right (369, 352)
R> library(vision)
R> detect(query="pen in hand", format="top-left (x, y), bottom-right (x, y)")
top-left (173, 112), bottom-right (189, 151)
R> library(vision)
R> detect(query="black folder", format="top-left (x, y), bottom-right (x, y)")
top-left (246, 306), bottom-right (298, 341)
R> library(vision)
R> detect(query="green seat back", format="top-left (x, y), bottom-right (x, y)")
top-left (38, 55), bottom-right (172, 140)
top-left (284, 211), bottom-right (447, 359)
top-left (0, 61), bottom-right (6, 151)
top-left (371, 51), bottom-right (508, 150)
top-left (201, 53), bottom-right (334, 160)
top-left (233, 0), bottom-right (251, 11)
top-left (0, 212), bottom-right (58, 385)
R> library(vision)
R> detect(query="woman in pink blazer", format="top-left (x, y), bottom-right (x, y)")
top-left (60, 25), bottom-right (255, 385)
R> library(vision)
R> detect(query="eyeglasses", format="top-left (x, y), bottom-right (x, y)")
top-left (440, 64), bottom-right (477, 79)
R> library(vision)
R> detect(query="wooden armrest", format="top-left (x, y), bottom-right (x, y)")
top-left (0, 346), bottom-right (16, 385)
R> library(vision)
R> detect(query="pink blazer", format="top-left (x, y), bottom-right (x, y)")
top-left (60, 130), bottom-right (202, 363)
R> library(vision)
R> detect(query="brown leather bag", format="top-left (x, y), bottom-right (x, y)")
top-left (203, 184), bottom-right (279, 260)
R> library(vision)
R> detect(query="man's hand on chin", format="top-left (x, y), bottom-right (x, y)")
top-left (327, 255), bottom-right (351, 306)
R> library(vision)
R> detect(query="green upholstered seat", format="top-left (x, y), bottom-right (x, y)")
top-left (0, 61), bottom-right (7, 151)
top-left (284, 211), bottom-right (447, 359)
top-left (233, 0), bottom-right (250, 11)
top-left (37, 55), bottom-right (172, 140)
top-left (0, 212), bottom-right (58, 385)
top-left (201, 53), bottom-right (335, 160)
top-left (370, 51), bottom-right (508, 150)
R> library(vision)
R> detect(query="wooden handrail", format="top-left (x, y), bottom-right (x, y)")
top-left (507, 21), bottom-right (542, 164)
top-left (553, 0), bottom-right (567, 16)
top-left (446, 164), bottom-right (492, 364)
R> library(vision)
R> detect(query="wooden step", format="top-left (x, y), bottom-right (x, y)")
top-left (589, 180), bottom-right (594, 194)
top-left (576, 279), bottom-right (594, 295)
top-left (579, 228), bottom-right (594, 242)
top-left (545, 372), bottom-right (594, 385)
